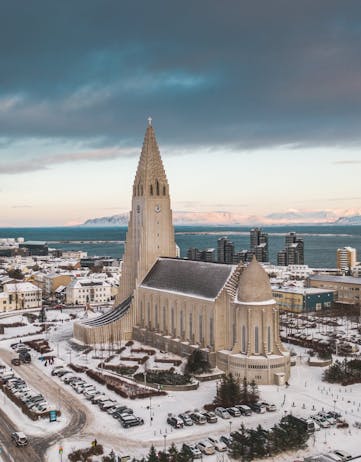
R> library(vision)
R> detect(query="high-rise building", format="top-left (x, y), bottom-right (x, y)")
top-left (250, 228), bottom-right (269, 262)
top-left (277, 232), bottom-right (304, 266)
top-left (337, 247), bottom-right (357, 272)
top-left (187, 247), bottom-right (215, 262)
top-left (217, 237), bottom-right (234, 264)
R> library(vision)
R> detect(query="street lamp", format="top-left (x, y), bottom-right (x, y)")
top-left (229, 420), bottom-right (233, 434)
top-left (163, 434), bottom-right (167, 453)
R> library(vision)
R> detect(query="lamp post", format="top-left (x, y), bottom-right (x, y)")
top-left (163, 434), bottom-right (167, 453)
top-left (229, 420), bottom-right (233, 434)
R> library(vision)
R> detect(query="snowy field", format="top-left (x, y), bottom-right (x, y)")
top-left (1, 309), bottom-right (361, 461)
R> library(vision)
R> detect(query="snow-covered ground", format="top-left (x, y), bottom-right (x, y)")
top-left (1, 309), bottom-right (361, 461)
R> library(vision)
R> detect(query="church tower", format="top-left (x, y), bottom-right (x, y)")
top-left (117, 118), bottom-right (177, 303)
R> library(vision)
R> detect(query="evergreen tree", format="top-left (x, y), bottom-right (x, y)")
top-left (185, 349), bottom-right (212, 374)
top-left (248, 380), bottom-right (259, 404)
top-left (240, 377), bottom-right (249, 404)
top-left (147, 445), bottom-right (159, 462)
top-left (230, 423), bottom-right (250, 460)
top-left (168, 443), bottom-right (178, 462)
top-left (214, 373), bottom-right (241, 407)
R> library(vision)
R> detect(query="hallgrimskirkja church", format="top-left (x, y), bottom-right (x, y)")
top-left (73, 121), bottom-right (290, 385)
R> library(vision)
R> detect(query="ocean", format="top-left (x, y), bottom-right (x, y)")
top-left (0, 225), bottom-right (361, 268)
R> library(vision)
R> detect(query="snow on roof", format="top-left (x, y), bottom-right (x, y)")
top-left (4, 282), bottom-right (41, 292)
top-left (309, 274), bottom-right (361, 285)
top-left (272, 286), bottom-right (335, 295)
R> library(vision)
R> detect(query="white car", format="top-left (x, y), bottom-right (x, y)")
top-left (208, 436), bottom-right (227, 452)
top-left (197, 440), bottom-right (215, 455)
top-left (215, 407), bottom-right (231, 419)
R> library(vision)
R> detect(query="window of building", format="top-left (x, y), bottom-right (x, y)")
top-left (189, 312), bottom-right (193, 337)
top-left (267, 326), bottom-right (271, 353)
top-left (199, 314), bottom-right (203, 343)
top-left (210, 318), bottom-right (214, 345)
top-left (255, 326), bottom-right (259, 354)
top-left (242, 325), bottom-right (246, 353)
top-left (163, 306), bottom-right (166, 330)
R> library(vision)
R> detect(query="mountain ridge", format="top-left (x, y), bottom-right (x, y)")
top-left (82, 213), bottom-right (361, 227)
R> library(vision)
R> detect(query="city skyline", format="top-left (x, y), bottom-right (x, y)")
top-left (1, 1), bottom-right (361, 226)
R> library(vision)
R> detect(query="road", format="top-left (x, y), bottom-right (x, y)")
top-left (0, 348), bottom-right (90, 461)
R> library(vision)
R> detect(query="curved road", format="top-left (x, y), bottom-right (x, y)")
top-left (0, 348), bottom-right (89, 461)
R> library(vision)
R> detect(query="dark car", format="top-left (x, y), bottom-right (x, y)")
top-left (202, 411), bottom-right (218, 423)
top-left (119, 414), bottom-right (144, 428)
top-left (220, 435), bottom-right (233, 448)
top-left (167, 416), bottom-right (184, 429)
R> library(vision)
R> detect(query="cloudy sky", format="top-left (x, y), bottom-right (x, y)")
top-left (1, 0), bottom-right (361, 226)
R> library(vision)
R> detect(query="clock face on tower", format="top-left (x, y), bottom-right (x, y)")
top-left (155, 204), bottom-right (161, 213)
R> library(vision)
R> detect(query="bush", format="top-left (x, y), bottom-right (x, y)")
top-left (134, 370), bottom-right (192, 386)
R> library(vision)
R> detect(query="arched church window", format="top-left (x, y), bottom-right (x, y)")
top-left (189, 312), bottom-right (193, 335)
top-left (210, 318), bottom-right (214, 345)
top-left (267, 326), bottom-right (271, 353)
top-left (147, 302), bottom-right (150, 325)
top-left (156, 180), bottom-right (160, 195)
top-left (171, 307), bottom-right (175, 332)
top-left (242, 325), bottom-right (246, 353)
top-left (163, 306), bottom-right (166, 330)
top-left (199, 314), bottom-right (203, 344)
top-left (141, 185), bottom-right (143, 195)
top-left (255, 326), bottom-right (259, 354)
top-left (163, 185), bottom-right (166, 195)
top-left (150, 185), bottom-right (153, 195)
top-left (155, 304), bottom-right (158, 328)
top-left (180, 310), bottom-right (184, 336)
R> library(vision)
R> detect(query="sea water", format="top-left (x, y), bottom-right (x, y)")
top-left (0, 225), bottom-right (361, 268)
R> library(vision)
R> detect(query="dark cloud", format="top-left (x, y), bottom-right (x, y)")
top-left (1, 0), bottom-right (361, 149)
top-left (0, 147), bottom-right (136, 174)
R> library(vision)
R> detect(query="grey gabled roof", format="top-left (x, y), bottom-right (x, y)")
top-left (140, 258), bottom-right (235, 300)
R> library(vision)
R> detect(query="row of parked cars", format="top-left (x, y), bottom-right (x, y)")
top-left (167, 402), bottom-right (275, 429)
top-left (0, 364), bottom-right (51, 414)
top-left (51, 366), bottom-right (144, 428)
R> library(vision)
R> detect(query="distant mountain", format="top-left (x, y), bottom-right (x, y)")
top-left (333, 215), bottom-right (361, 225)
top-left (82, 211), bottom-right (254, 226)
top-left (83, 214), bottom-right (129, 226)
top-left (82, 212), bottom-right (361, 227)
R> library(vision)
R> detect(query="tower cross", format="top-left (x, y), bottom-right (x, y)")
top-left (148, 116), bottom-right (152, 126)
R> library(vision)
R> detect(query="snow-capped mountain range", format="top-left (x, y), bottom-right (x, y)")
top-left (82, 212), bottom-right (361, 226)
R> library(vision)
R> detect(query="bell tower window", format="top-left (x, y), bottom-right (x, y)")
top-left (150, 185), bottom-right (153, 195)
top-left (156, 180), bottom-right (160, 196)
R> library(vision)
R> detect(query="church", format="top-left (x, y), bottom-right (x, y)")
top-left (73, 120), bottom-right (290, 385)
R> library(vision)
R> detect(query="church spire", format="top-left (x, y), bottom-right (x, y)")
top-left (133, 120), bottom-right (169, 198)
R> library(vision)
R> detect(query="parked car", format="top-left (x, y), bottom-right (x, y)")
top-left (182, 443), bottom-right (202, 459)
top-left (11, 432), bottom-right (28, 447)
top-left (227, 407), bottom-right (241, 417)
top-left (167, 416), bottom-right (184, 428)
top-left (179, 413), bottom-right (193, 426)
top-left (249, 403), bottom-right (266, 414)
top-left (260, 402), bottom-right (277, 412)
top-left (207, 436), bottom-right (227, 452)
top-left (119, 414), bottom-right (144, 428)
top-left (215, 407), bottom-right (231, 419)
top-left (189, 412), bottom-right (207, 425)
top-left (202, 411), bottom-right (217, 423)
top-left (332, 450), bottom-right (352, 461)
top-left (197, 440), bottom-right (215, 455)
top-left (219, 435), bottom-right (233, 448)
top-left (235, 404), bottom-right (252, 416)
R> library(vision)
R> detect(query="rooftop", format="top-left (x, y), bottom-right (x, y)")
top-left (309, 274), bottom-right (361, 285)
top-left (141, 258), bottom-right (234, 300)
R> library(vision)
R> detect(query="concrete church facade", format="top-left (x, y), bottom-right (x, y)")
top-left (74, 121), bottom-right (290, 385)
